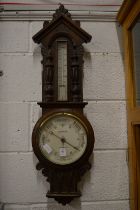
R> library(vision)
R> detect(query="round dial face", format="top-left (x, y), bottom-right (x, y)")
top-left (37, 113), bottom-right (87, 165)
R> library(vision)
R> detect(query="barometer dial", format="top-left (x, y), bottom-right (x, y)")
top-left (37, 113), bottom-right (87, 165)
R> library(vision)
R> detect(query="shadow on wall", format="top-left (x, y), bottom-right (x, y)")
top-left (0, 203), bottom-right (4, 210)
top-left (46, 200), bottom-right (82, 209)
top-left (115, 22), bottom-right (125, 65)
top-left (116, 18), bottom-right (140, 108)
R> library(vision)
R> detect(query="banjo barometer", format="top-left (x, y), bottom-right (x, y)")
top-left (32, 4), bottom-right (95, 205)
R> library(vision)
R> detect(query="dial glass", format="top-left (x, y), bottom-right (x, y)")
top-left (38, 113), bottom-right (87, 165)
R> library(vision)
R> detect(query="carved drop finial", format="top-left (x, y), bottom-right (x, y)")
top-left (53, 3), bottom-right (71, 20)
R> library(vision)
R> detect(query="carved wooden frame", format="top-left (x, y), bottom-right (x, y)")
top-left (32, 4), bottom-right (94, 205)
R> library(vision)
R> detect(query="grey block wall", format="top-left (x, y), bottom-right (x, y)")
top-left (0, 18), bottom-right (129, 210)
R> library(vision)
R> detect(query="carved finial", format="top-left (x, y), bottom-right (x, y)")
top-left (58, 3), bottom-right (67, 13)
top-left (53, 3), bottom-right (71, 20)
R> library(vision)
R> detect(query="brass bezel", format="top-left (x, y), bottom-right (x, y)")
top-left (40, 112), bottom-right (88, 132)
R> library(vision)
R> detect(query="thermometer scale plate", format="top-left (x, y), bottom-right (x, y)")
top-left (57, 41), bottom-right (68, 101)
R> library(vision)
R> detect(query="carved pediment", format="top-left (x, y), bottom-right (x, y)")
top-left (33, 4), bottom-right (92, 45)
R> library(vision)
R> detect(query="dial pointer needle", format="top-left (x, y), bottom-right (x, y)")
top-left (62, 139), bottom-right (80, 151)
top-left (49, 131), bottom-right (79, 151)
top-left (49, 131), bottom-right (65, 146)
top-left (49, 131), bottom-right (62, 140)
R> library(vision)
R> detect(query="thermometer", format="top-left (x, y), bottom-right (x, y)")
top-left (57, 41), bottom-right (68, 101)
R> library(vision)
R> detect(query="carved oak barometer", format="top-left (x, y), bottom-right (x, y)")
top-left (32, 4), bottom-right (95, 205)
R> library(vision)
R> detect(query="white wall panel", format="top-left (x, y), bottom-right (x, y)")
top-left (85, 101), bottom-right (127, 149)
top-left (83, 53), bottom-right (125, 100)
top-left (0, 151), bottom-right (128, 203)
top-left (0, 54), bottom-right (42, 102)
top-left (4, 201), bottom-right (130, 210)
top-left (0, 103), bottom-right (30, 151)
top-left (0, 22), bottom-right (29, 53)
